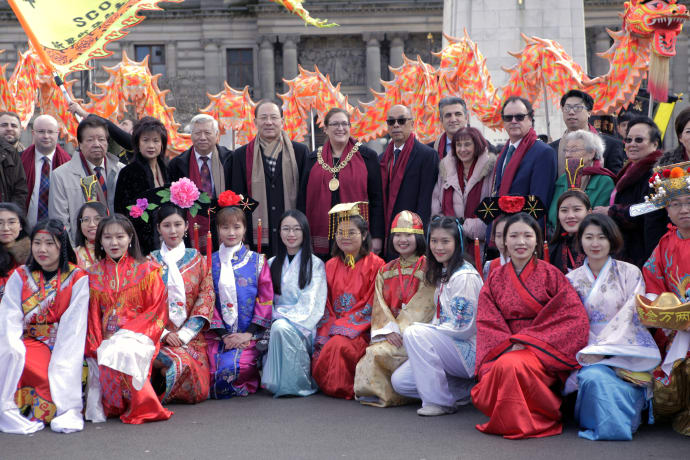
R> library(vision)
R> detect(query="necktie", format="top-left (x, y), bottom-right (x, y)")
top-left (393, 148), bottom-right (401, 165)
top-left (37, 156), bottom-right (50, 221)
top-left (501, 145), bottom-right (516, 174)
top-left (200, 156), bottom-right (213, 195)
top-left (94, 166), bottom-right (107, 196)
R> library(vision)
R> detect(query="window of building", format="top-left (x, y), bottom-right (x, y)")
top-left (134, 44), bottom-right (166, 75)
top-left (226, 48), bottom-right (254, 90)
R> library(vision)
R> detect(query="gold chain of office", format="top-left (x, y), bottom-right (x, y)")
top-left (316, 141), bottom-right (362, 191)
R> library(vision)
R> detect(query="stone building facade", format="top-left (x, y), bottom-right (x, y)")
top-left (0, 0), bottom-right (687, 142)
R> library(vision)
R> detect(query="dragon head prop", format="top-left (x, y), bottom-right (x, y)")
top-left (624, 0), bottom-right (689, 57)
top-left (624, 0), bottom-right (689, 101)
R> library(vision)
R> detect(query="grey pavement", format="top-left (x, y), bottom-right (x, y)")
top-left (1, 391), bottom-right (687, 460)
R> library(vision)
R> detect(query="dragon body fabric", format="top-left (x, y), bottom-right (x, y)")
top-left (0, 0), bottom-right (687, 150)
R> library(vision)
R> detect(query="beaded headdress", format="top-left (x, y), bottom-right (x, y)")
top-left (327, 201), bottom-right (369, 239)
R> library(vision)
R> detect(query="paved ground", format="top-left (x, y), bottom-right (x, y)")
top-left (1, 391), bottom-right (686, 460)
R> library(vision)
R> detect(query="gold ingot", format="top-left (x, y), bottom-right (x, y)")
top-left (636, 292), bottom-right (690, 331)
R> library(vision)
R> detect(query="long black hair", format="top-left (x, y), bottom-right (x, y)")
top-left (0, 202), bottom-right (29, 277)
top-left (270, 210), bottom-right (313, 295)
top-left (549, 190), bottom-right (591, 245)
top-left (94, 214), bottom-right (145, 262)
top-left (74, 201), bottom-right (108, 247)
top-left (425, 216), bottom-right (466, 285)
top-left (26, 218), bottom-right (77, 272)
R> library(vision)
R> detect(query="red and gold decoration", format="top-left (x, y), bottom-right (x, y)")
top-left (390, 210), bottom-right (424, 235)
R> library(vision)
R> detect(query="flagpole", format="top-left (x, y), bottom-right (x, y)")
top-left (8, 0), bottom-right (78, 113)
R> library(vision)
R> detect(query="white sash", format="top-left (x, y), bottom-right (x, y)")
top-left (218, 243), bottom-right (241, 332)
top-left (160, 242), bottom-right (187, 328)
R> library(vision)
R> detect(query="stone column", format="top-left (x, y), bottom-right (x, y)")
top-left (258, 36), bottom-right (276, 100)
top-left (203, 40), bottom-right (222, 93)
top-left (281, 35), bottom-right (299, 84)
top-left (166, 41), bottom-right (178, 79)
top-left (591, 28), bottom-right (611, 77)
top-left (389, 34), bottom-right (407, 69)
top-left (363, 33), bottom-right (384, 92)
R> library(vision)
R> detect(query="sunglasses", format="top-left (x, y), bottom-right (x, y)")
top-left (624, 136), bottom-right (648, 144)
top-left (386, 117), bottom-right (411, 126)
top-left (502, 113), bottom-right (529, 122)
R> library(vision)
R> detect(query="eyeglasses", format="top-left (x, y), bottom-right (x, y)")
top-left (386, 118), bottom-right (411, 126)
top-left (501, 114), bottom-right (529, 122)
top-left (34, 129), bottom-right (58, 136)
top-left (624, 136), bottom-right (648, 144)
top-left (80, 217), bottom-right (103, 224)
top-left (336, 230), bottom-right (361, 238)
top-left (563, 148), bottom-right (587, 155)
top-left (257, 115), bottom-right (281, 122)
top-left (328, 122), bottom-right (350, 128)
top-left (280, 226), bottom-right (303, 234)
top-left (562, 104), bottom-right (586, 113)
top-left (0, 219), bottom-right (20, 228)
top-left (668, 201), bottom-right (690, 211)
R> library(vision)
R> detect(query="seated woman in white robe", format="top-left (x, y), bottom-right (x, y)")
top-left (262, 210), bottom-right (327, 397)
top-left (566, 214), bottom-right (661, 441)
top-left (0, 219), bottom-right (89, 434)
top-left (391, 216), bottom-right (483, 416)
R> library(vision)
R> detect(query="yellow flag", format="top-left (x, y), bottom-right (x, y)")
top-left (654, 101), bottom-right (676, 141)
top-left (7, 0), bottom-right (183, 76)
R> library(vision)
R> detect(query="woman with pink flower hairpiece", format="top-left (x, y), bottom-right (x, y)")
top-left (142, 179), bottom-right (215, 405)
top-left (114, 116), bottom-right (170, 254)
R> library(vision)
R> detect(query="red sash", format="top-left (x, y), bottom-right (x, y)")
top-left (306, 137), bottom-right (368, 253)
top-left (380, 134), bottom-right (416, 232)
top-left (494, 128), bottom-right (537, 196)
top-left (435, 133), bottom-right (447, 160)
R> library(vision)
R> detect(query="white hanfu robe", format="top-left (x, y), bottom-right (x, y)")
top-left (391, 263), bottom-right (482, 409)
top-left (262, 251), bottom-right (327, 397)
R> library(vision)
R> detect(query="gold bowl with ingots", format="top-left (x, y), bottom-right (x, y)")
top-left (636, 293), bottom-right (690, 331)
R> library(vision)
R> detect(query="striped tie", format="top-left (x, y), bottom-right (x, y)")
top-left (37, 156), bottom-right (50, 221)
top-left (94, 166), bottom-right (107, 196)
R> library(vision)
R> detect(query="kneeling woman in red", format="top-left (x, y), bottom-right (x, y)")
top-left (312, 202), bottom-right (385, 399)
top-left (85, 214), bottom-right (172, 424)
top-left (472, 212), bottom-right (589, 439)
top-left (0, 219), bottom-right (89, 434)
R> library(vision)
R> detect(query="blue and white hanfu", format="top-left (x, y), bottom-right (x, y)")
top-left (567, 257), bottom-right (662, 441)
top-left (262, 251), bottom-right (327, 397)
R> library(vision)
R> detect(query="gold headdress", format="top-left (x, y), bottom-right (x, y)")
top-left (328, 201), bottom-right (369, 268)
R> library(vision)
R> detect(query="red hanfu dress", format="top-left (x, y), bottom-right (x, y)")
top-left (312, 252), bottom-right (385, 399)
top-left (85, 253), bottom-right (173, 424)
top-left (472, 258), bottom-right (589, 439)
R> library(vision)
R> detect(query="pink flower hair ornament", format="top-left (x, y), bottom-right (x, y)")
top-left (128, 178), bottom-right (211, 223)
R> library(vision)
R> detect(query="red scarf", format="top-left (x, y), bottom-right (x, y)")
top-left (495, 128), bottom-right (538, 196)
top-left (20, 144), bottom-right (70, 209)
top-left (441, 157), bottom-right (482, 218)
top-left (614, 149), bottom-right (663, 193)
top-left (435, 133), bottom-right (447, 160)
top-left (306, 138), bottom-right (368, 253)
top-left (380, 134), bottom-right (416, 232)
top-left (187, 150), bottom-right (210, 254)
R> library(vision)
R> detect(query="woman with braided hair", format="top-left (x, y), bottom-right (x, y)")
top-left (0, 219), bottom-right (89, 434)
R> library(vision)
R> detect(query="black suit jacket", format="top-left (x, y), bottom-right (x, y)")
top-left (384, 139), bottom-right (439, 229)
top-left (114, 154), bottom-right (170, 254)
top-left (168, 145), bottom-right (233, 186)
top-left (229, 140), bottom-right (309, 256)
top-left (550, 133), bottom-right (626, 175)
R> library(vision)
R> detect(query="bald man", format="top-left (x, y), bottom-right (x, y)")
top-left (380, 105), bottom-right (438, 249)
top-left (21, 114), bottom-right (71, 226)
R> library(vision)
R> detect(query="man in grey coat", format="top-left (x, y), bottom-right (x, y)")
top-left (49, 116), bottom-right (123, 242)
